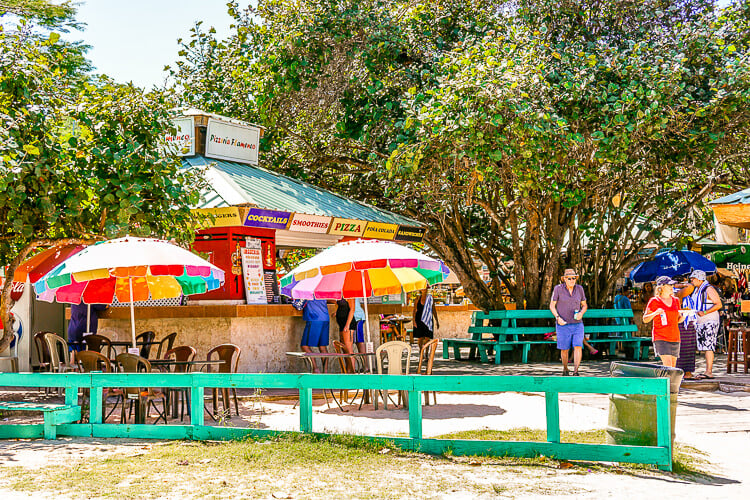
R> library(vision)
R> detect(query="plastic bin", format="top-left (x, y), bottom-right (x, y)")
top-left (606, 362), bottom-right (683, 446)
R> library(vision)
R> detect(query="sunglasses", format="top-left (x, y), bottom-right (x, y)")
top-left (564, 277), bottom-right (577, 280)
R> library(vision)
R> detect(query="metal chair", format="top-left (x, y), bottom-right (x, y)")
top-left (374, 341), bottom-right (411, 410)
top-left (115, 353), bottom-right (167, 424)
top-left (207, 344), bottom-right (241, 418)
top-left (418, 339), bottom-right (439, 405)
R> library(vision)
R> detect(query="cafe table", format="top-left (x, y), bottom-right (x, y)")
top-left (285, 351), bottom-right (375, 411)
top-left (380, 315), bottom-right (413, 344)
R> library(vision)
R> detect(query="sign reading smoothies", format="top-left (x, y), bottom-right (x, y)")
top-left (328, 218), bottom-right (366, 237)
top-left (244, 208), bottom-right (291, 229)
top-left (166, 116), bottom-right (195, 156)
top-left (288, 213), bottom-right (332, 233)
top-left (205, 118), bottom-right (261, 165)
top-left (363, 222), bottom-right (398, 240)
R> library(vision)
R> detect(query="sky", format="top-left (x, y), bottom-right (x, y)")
top-left (72, 1), bottom-right (236, 89)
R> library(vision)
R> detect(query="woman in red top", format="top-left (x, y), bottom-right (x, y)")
top-left (643, 276), bottom-right (688, 367)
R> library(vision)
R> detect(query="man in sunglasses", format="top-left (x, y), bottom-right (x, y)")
top-left (550, 269), bottom-right (588, 376)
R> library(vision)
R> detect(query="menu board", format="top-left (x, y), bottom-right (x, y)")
top-left (241, 238), bottom-right (267, 304)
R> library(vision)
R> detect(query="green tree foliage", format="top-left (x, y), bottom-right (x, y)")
top-left (0, 14), bottom-right (207, 349)
top-left (173, 0), bottom-right (750, 310)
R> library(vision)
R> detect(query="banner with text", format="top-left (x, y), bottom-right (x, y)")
top-left (205, 118), bottom-right (261, 165)
top-left (363, 221), bottom-right (398, 240)
top-left (328, 218), bottom-right (367, 237)
top-left (193, 207), bottom-right (242, 228)
top-left (241, 238), bottom-right (267, 304)
top-left (288, 213), bottom-right (332, 233)
top-left (167, 116), bottom-right (195, 156)
top-left (244, 208), bottom-right (291, 229)
top-left (394, 225), bottom-right (426, 243)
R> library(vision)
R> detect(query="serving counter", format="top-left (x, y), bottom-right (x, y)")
top-left (98, 303), bottom-right (480, 373)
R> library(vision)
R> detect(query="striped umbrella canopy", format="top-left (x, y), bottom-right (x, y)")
top-left (279, 239), bottom-right (449, 299)
top-left (35, 237), bottom-right (225, 347)
top-left (280, 239), bottom-right (449, 347)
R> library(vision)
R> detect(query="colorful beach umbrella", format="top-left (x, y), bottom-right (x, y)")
top-left (35, 237), bottom-right (225, 348)
top-left (280, 239), bottom-right (449, 345)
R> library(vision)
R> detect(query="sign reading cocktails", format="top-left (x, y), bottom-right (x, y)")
top-left (205, 118), bottom-right (261, 165)
top-left (244, 208), bottom-right (291, 229)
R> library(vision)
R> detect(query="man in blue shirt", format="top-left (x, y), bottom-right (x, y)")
top-left (298, 299), bottom-right (330, 373)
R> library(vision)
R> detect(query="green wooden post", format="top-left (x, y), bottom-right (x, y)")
top-left (43, 414), bottom-right (56, 440)
top-left (191, 383), bottom-right (204, 427)
top-left (299, 388), bottom-right (313, 433)
top-left (545, 391), bottom-right (560, 443)
top-left (90, 387), bottom-right (103, 425)
top-left (408, 390), bottom-right (422, 441)
top-left (65, 386), bottom-right (78, 407)
top-left (656, 392), bottom-right (672, 471)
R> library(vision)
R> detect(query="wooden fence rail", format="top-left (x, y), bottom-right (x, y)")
top-left (0, 373), bottom-right (672, 470)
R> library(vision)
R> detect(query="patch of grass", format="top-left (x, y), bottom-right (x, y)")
top-left (434, 427), bottom-right (606, 444)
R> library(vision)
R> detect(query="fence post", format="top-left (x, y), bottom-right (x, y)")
top-left (408, 390), bottom-right (422, 442)
top-left (191, 380), bottom-right (205, 427)
top-left (89, 375), bottom-right (103, 425)
top-left (299, 387), bottom-right (313, 433)
top-left (545, 391), bottom-right (560, 443)
top-left (656, 388), bottom-right (672, 471)
top-left (65, 385), bottom-right (78, 407)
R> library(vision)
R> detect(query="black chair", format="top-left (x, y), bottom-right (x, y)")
top-left (155, 332), bottom-right (177, 360)
top-left (135, 331), bottom-right (156, 359)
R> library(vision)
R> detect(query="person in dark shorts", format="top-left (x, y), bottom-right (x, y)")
top-left (336, 298), bottom-right (365, 372)
top-left (549, 269), bottom-right (587, 376)
top-left (643, 276), bottom-right (688, 368)
top-left (413, 285), bottom-right (439, 350)
top-left (297, 299), bottom-right (330, 373)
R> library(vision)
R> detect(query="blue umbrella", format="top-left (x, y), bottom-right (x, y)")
top-left (629, 250), bottom-right (716, 283)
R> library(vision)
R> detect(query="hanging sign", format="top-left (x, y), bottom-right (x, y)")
top-left (241, 238), bottom-right (266, 304)
top-left (363, 222), bottom-right (398, 240)
top-left (394, 225), bottom-right (426, 243)
top-left (205, 118), bottom-right (261, 165)
top-left (328, 218), bottom-right (366, 237)
top-left (244, 208), bottom-right (291, 229)
top-left (166, 116), bottom-right (195, 156)
top-left (288, 213), bottom-right (332, 233)
top-left (193, 207), bottom-right (242, 228)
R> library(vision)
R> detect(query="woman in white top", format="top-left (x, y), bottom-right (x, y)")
top-left (683, 270), bottom-right (722, 379)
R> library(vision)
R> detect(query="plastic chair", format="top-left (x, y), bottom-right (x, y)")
top-left (379, 315), bottom-right (398, 344)
top-left (374, 341), bottom-right (411, 410)
top-left (155, 332), bottom-right (177, 360)
top-left (83, 334), bottom-right (115, 361)
top-left (44, 333), bottom-right (79, 373)
top-left (115, 353), bottom-right (167, 424)
top-left (135, 331), bottom-right (156, 359)
top-left (163, 346), bottom-right (196, 421)
top-left (33, 331), bottom-right (52, 372)
top-left (207, 344), bottom-right (241, 418)
top-left (77, 350), bottom-right (123, 422)
top-left (0, 330), bottom-right (20, 372)
top-left (418, 339), bottom-right (439, 405)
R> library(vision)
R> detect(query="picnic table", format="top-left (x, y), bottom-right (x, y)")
top-left (443, 308), bottom-right (648, 364)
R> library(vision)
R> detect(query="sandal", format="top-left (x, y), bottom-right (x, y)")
top-left (693, 374), bottom-right (707, 380)
top-left (703, 375), bottom-right (715, 379)
top-left (589, 349), bottom-right (599, 356)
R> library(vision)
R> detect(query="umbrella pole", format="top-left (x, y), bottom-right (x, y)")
top-left (129, 277), bottom-right (136, 349)
top-left (86, 304), bottom-right (91, 333)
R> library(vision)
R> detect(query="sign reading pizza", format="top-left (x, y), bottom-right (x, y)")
top-left (328, 217), bottom-right (366, 237)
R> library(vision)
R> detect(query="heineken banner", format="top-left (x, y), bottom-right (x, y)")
top-left (702, 244), bottom-right (750, 272)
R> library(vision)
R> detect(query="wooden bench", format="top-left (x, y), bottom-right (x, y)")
top-left (0, 402), bottom-right (81, 439)
top-left (443, 308), bottom-right (649, 364)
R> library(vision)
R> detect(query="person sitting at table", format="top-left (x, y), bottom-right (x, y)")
top-left (294, 298), bottom-right (330, 373)
top-left (67, 302), bottom-right (107, 362)
top-left (336, 298), bottom-right (366, 373)
top-left (413, 285), bottom-right (439, 350)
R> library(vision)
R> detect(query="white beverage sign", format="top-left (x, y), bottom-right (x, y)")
top-left (205, 118), bottom-right (260, 165)
top-left (241, 238), bottom-right (266, 304)
top-left (166, 116), bottom-right (195, 156)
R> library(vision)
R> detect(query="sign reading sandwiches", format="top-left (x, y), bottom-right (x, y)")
top-left (394, 225), bottom-right (426, 242)
top-left (205, 118), bottom-right (261, 165)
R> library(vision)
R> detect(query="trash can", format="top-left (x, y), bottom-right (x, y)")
top-left (606, 362), bottom-right (683, 446)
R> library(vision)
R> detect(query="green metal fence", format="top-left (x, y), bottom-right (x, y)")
top-left (0, 373), bottom-right (673, 470)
